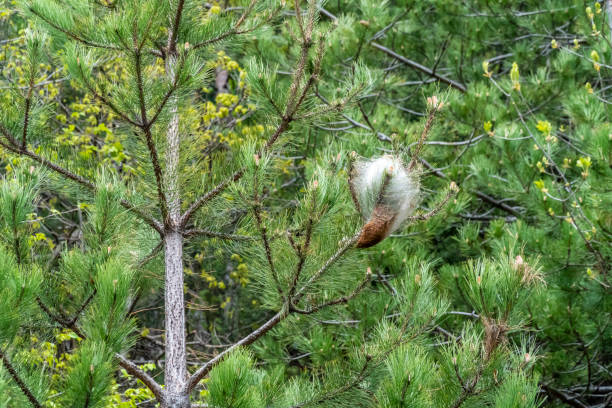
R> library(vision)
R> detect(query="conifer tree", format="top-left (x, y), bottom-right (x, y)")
top-left (0, 1), bottom-right (605, 408)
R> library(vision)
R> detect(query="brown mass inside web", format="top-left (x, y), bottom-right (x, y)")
top-left (356, 205), bottom-right (396, 248)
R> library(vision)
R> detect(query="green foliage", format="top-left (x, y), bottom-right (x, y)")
top-left (206, 348), bottom-right (263, 408)
top-left (375, 343), bottom-right (433, 408)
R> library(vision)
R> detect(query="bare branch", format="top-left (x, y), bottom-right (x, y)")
top-left (186, 309), bottom-right (287, 392)
top-left (116, 354), bottom-right (165, 403)
top-left (472, 191), bottom-right (521, 219)
top-left (371, 43), bottom-right (467, 93)
top-left (183, 229), bottom-right (255, 241)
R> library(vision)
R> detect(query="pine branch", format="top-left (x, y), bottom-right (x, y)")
top-left (347, 157), bottom-right (362, 216)
top-left (77, 64), bottom-right (143, 128)
top-left (0, 130), bottom-right (93, 188)
top-left (21, 74), bottom-right (34, 148)
top-left (183, 229), bottom-right (255, 241)
top-left (190, 0), bottom-right (274, 51)
top-left (186, 226), bottom-right (362, 392)
top-left (290, 357), bottom-right (372, 408)
top-left (28, 6), bottom-right (120, 52)
top-left (294, 232), bottom-right (361, 302)
top-left (118, 199), bottom-right (164, 234)
top-left (291, 270), bottom-right (371, 314)
top-left (0, 128), bottom-right (164, 233)
top-left (36, 297), bottom-right (86, 339)
top-left (67, 289), bottom-right (97, 327)
top-left (115, 354), bottom-right (165, 403)
top-left (140, 129), bottom-right (167, 227)
top-left (180, 117), bottom-right (291, 228)
top-left (37, 297), bottom-right (164, 402)
top-left (186, 309), bottom-right (286, 392)
top-left (449, 362), bottom-right (485, 408)
top-left (0, 348), bottom-right (42, 408)
top-left (148, 84), bottom-right (180, 128)
top-left (180, 169), bottom-right (244, 227)
top-left (405, 183), bottom-right (458, 222)
top-left (181, 7), bottom-right (323, 226)
top-left (137, 240), bottom-right (164, 268)
top-left (313, 91), bottom-right (392, 142)
top-left (252, 176), bottom-right (284, 296)
top-left (286, 196), bottom-right (315, 298)
top-left (408, 103), bottom-right (442, 170)
top-left (167, 0), bottom-right (186, 55)
top-left (418, 157), bottom-right (523, 221)
top-left (510, 99), bottom-right (609, 275)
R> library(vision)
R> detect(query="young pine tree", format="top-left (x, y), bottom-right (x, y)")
top-left (0, 1), bottom-right (548, 407)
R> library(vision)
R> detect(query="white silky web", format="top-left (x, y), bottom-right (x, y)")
top-left (351, 155), bottom-right (420, 233)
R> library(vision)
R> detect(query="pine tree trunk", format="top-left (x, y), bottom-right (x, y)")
top-left (163, 96), bottom-right (190, 407)
top-left (163, 230), bottom-right (189, 407)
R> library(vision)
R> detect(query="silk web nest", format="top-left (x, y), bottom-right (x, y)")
top-left (349, 154), bottom-right (420, 248)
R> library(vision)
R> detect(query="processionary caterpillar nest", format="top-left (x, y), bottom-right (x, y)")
top-left (349, 155), bottom-right (420, 248)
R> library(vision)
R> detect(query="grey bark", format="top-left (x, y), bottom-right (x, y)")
top-left (163, 230), bottom-right (188, 407)
top-left (162, 58), bottom-right (190, 406)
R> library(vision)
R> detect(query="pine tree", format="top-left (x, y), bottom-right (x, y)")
top-left (0, 1), bottom-right (606, 408)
